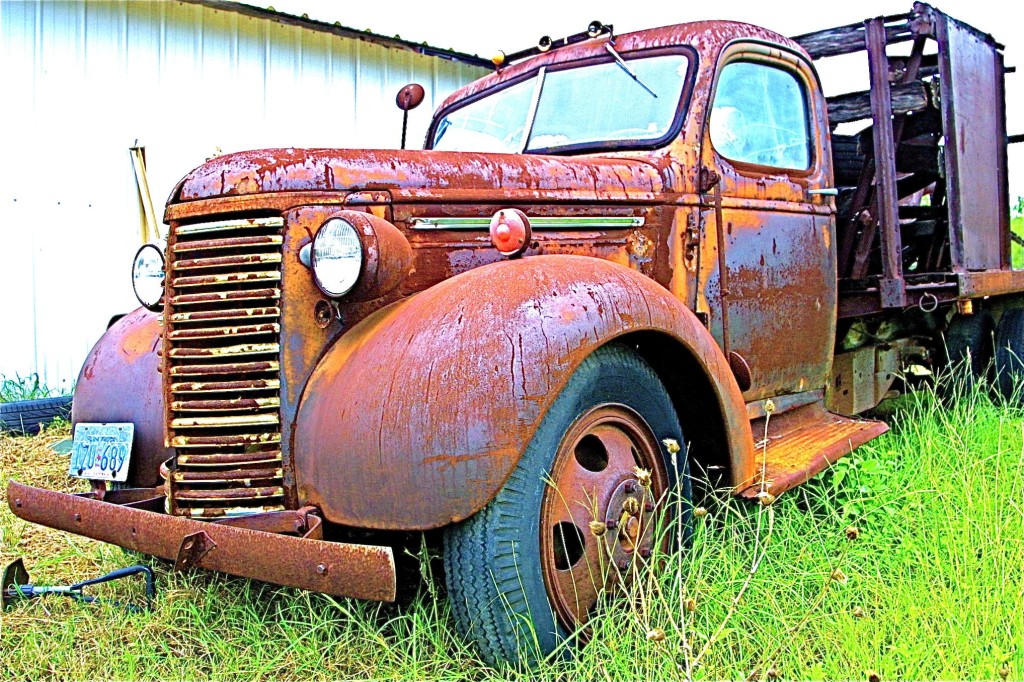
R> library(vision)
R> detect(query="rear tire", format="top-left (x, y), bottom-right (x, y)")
top-left (942, 311), bottom-right (994, 390)
top-left (995, 309), bottom-right (1024, 402)
top-left (442, 344), bottom-right (690, 667)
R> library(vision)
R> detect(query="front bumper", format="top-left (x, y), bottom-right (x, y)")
top-left (7, 481), bottom-right (396, 602)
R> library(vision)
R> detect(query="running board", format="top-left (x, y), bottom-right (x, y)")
top-left (739, 401), bottom-right (888, 498)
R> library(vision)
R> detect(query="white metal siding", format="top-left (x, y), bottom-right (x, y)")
top-left (0, 0), bottom-right (486, 391)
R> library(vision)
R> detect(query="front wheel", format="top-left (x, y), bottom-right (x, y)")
top-left (443, 344), bottom-right (691, 667)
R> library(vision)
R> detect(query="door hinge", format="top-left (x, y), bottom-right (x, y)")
top-left (697, 166), bottom-right (720, 194)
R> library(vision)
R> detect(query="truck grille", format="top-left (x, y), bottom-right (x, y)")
top-left (164, 216), bottom-right (287, 518)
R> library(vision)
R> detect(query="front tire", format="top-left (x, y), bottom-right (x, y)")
top-left (442, 344), bottom-right (690, 667)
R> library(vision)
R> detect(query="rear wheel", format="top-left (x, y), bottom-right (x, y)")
top-left (442, 344), bottom-right (690, 666)
top-left (942, 311), bottom-right (994, 389)
top-left (995, 308), bottom-right (1024, 401)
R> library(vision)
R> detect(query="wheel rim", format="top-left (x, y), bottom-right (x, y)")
top-left (539, 404), bottom-right (669, 631)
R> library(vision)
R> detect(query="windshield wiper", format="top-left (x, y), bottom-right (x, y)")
top-left (605, 43), bottom-right (657, 98)
top-left (518, 67), bottom-right (547, 153)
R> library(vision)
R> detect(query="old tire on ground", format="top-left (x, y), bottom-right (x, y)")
top-left (442, 343), bottom-right (690, 667)
top-left (994, 308), bottom-right (1024, 401)
top-left (943, 311), bottom-right (994, 389)
top-left (0, 396), bottom-right (73, 435)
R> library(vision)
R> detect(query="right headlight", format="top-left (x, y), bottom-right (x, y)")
top-left (131, 243), bottom-right (165, 311)
top-left (312, 218), bottom-right (363, 297)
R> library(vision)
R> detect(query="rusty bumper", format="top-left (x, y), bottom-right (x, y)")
top-left (7, 480), bottom-right (396, 602)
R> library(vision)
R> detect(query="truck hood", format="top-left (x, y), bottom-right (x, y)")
top-left (172, 148), bottom-right (672, 204)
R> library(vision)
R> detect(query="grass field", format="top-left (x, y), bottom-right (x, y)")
top-left (1012, 216), bottom-right (1024, 269)
top-left (2, 378), bottom-right (1022, 681)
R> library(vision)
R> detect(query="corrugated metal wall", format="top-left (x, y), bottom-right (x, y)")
top-left (0, 0), bottom-right (486, 392)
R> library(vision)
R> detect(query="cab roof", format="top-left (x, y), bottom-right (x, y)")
top-left (437, 20), bottom-right (809, 113)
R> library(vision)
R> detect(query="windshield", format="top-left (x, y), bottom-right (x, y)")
top-left (431, 52), bottom-right (691, 154)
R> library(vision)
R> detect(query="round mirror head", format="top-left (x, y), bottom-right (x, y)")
top-left (396, 83), bottom-right (426, 111)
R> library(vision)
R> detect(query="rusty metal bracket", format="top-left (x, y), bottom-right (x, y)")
top-left (175, 531), bottom-right (218, 571)
top-left (212, 506), bottom-right (324, 540)
top-left (92, 486), bottom-right (166, 512)
top-left (697, 165), bottom-right (721, 194)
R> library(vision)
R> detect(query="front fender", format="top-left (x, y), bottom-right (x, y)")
top-left (294, 255), bottom-right (751, 529)
top-left (72, 307), bottom-right (170, 487)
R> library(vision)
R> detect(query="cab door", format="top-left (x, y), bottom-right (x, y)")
top-left (698, 44), bottom-right (836, 401)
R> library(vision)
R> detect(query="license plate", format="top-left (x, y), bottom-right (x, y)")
top-left (69, 423), bottom-right (134, 481)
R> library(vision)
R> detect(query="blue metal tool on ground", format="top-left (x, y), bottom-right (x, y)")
top-left (2, 558), bottom-right (155, 612)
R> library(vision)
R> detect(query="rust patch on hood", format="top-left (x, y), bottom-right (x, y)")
top-left (175, 149), bottom-right (668, 204)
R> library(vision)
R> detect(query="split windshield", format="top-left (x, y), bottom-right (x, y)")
top-left (430, 52), bottom-right (691, 154)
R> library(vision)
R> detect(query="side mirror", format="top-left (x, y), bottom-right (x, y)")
top-left (396, 84), bottom-right (426, 150)
top-left (395, 83), bottom-right (425, 112)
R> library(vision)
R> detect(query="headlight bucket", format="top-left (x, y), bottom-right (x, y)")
top-left (310, 211), bottom-right (412, 302)
top-left (131, 243), bottom-right (165, 311)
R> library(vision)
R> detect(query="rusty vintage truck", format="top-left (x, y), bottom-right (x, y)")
top-left (8, 2), bottom-right (1022, 666)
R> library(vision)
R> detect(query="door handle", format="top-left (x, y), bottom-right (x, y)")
top-left (808, 187), bottom-right (839, 196)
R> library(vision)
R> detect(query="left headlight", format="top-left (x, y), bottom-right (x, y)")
top-left (132, 243), bottom-right (165, 311)
top-left (312, 217), bottom-right (363, 297)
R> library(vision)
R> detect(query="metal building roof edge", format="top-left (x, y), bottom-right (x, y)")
top-left (182, 0), bottom-right (496, 70)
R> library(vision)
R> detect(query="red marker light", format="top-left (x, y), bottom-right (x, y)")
top-left (489, 208), bottom-right (531, 256)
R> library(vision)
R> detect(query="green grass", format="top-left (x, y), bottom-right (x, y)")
top-left (1013, 216), bottom-right (1024, 269)
top-left (2, 382), bottom-right (1022, 680)
top-left (0, 373), bottom-right (65, 403)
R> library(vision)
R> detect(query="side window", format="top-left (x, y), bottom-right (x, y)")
top-left (709, 61), bottom-right (811, 170)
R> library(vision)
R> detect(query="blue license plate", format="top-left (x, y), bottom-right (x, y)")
top-left (68, 423), bottom-right (134, 482)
